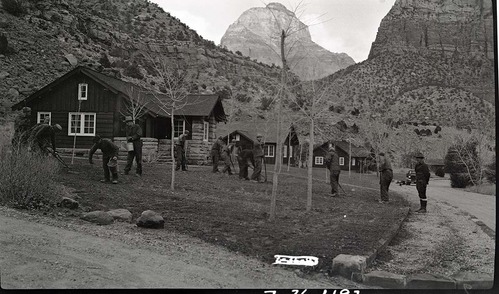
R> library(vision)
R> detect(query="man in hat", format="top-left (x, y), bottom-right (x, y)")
top-left (12, 107), bottom-right (33, 149)
top-left (175, 130), bottom-right (190, 171)
top-left (89, 135), bottom-right (120, 184)
top-left (123, 116), bottom-right (143, 176)
top-left (210, 136), bottom-right (224, 173)
top-left (250, 133), bottom-right (265, 182)
top-left (236, 142), bottom-right (254, 180)
top-left (29, 123), bottom-right (62, 155)
top-left (221, 140), bottom-right (234, 175)
top-left (414, 152), bottom-right (430, 213)
top-left (325, 142), bottom-right (341, 197)
top-left (378, 152), bottom-right (393, 203)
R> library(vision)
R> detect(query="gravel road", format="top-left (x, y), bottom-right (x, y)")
top-left (0, 206), bottom-right (373, 289)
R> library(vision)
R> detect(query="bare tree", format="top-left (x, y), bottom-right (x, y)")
top-left (119, 85), bottom-right (149, 124)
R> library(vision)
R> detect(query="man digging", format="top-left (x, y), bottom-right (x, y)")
top-left (89, 135), bottom-right (120, 184)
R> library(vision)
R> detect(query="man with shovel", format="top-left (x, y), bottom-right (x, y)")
top-left (123, 116), bottom-right (143, 176)
top-left (325, 142), bottom-right (341, 197)
top-left (250, 133), bottom-right (265, 183)
top-left (89, 135), bottom-right (120, 184)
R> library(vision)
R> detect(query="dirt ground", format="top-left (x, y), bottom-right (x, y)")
top-left (55, 161), bottom-right (409, 273)
top-left (0, 205), bottom-right (375, 289)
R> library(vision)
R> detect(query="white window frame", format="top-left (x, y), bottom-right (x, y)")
top-left (315, 156), bottom-right (324, 165)
top-left (68, 112), bottom-right (96, 136)
top-left (264, 145), bottom-right (275, 158)
top-left (289, 145), bottom-right (293, 158)
top-left (339, 157), bottom-right (345, 166)
top-left (203, 121), bottom-right (209, 142)
top-left (174, 119), bottom-right (185, 139)
top-left (352, 158), bottom-right (356, 166)
top-left (37, 112), bottom-right (51, 125)
top-left (78, 83), bottom-right (88, 100)
top-left (235, 134), bottom-right (240, 141)
top-left (283, 145), bottom-right (287, 158)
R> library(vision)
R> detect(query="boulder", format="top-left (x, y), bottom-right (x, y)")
top-left (107, 209), bottom-right (133, 223)
top-left (136, 210), bottom-right (164, 229)
top-left (64, 54), bottom-right (78, 66)
top-left (81, 211), bottom-right (114, 225)
top-left (60, 197), bottom-right (79, 209)
top-left (0, 71), bottom-right (9, 79)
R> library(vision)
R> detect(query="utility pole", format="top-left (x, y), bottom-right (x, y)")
top-left (349, 138), bottom-right (352, 177)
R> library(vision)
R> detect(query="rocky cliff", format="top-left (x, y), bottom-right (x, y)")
top-left (220, 2), bottom-right (355, 81)
top-left (369, 0), bottom-right (494, 60)
top-left (319, 0), bottom-right (495, 129)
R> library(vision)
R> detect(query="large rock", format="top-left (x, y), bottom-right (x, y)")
top-left (60, 197), bottom-right (79, 210)
top-left (81, 211), bottom-right (114, 225)
top-left (136, 210), bottom-right (164, 229)
top-left (220, 2), bottom-right (355, 80)
top-left (331, 254), bottom-right (367, 279)
top-left (107, 209), bottom-right (133, 223)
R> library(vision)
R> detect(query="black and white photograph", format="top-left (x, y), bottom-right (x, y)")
top-left (0, 0), bottom-right (496, 291)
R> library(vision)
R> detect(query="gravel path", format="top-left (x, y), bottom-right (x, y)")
top-left (370, 180), bottom-right (495, 278)
top-left (0, 206), bottom-right (375, 289)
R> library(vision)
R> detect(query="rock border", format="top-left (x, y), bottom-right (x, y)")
top-left (332, 206), bottom-right (494, 289)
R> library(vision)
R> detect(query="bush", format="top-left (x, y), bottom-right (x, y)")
top-left (484, 155), bottom-right (496, 184)
top-left (449, 173), bottom-right (471, 188)
top-left (0, 147), bottom-right (61, 210)
top-left (435, 167), bottom-right (445, 177)
top-left (1, 0), bottom-right (27, 16)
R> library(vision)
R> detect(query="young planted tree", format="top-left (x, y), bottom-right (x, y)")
top-left (141, 54), bottom-right (192, 191)
top-left (119, 85), bottom-right (149, 124)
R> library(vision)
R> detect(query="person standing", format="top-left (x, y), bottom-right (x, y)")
top-left (12, 107), bottom-right (33, 149)
top-left (221, 141), bottom-right (234, 175)
top-left (210, 136), bottom-right (224, 173)
top-left (414, 152), bottom-right (430, 213)
top-left (237, 148), bottom-right (255, 180)
top-left (378, 152), bottom-right (393, 203)
top-left (175, 130), bottom-right (189, 171)
top-left (28, 123), bottom-right (62, 155)
top-left (89, 135), bottom-right (120, 184)
top-left (123, 116), bottom-right (143, 176)
top-left (325, 143), bottom-right (341, 197)
top-left (250, 134), bottom-right (265, 183)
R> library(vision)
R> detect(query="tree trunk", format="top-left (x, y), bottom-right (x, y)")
top-left (306, 117), bottom-right (314, 212)
top-left (170, 106), bottom-right (175, 191)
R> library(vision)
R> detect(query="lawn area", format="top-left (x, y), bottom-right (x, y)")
top-left (59, 160), bottom-right (410, 272)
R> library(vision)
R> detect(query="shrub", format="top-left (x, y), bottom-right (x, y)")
top-left (449, 173), bottom-right (471, 188)
top-left (484, 155), bottom-right (496, 184)
top-left (435, 167), bottom-right (445, 177)
top-left (0, 147), bottom-right (62, 210)
top-left (1, 0), bottom-right (26, 16)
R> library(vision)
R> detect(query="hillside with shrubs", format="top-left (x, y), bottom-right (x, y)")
top-left (0, 0), bottom-right (285, 122)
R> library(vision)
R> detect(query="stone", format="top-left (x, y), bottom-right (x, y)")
top-left (0, 71), bottom-right (9, 79)
top-left (64, 54), bottom-right (78, 66)
top-left (107, 209), bottom-right (133, 223)
top-left (406, 273), bottom-right (456, 289)
top-left (136, 210), bottom-right (164, 229)
top-left (7, 88), bottom-right (19, 99)
top-left (81, 211), bottom-right (114, 225)
top-left (363, 270), bottom-right (406, 288)
top-left (331, 254), bottom-right (367, 278)
top-left (60, 197), bottom-right (79, 210)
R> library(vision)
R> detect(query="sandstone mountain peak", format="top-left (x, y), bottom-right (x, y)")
top-left (221, 3), bottom-right (355, 81)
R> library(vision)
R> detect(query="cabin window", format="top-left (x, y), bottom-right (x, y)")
top-left (339, 157), bottom-right (345, 166)
top-left (78, 83), bottom-right (88, 100)
top-left (203, 121), bottom-right (209, 142)
top-left (68, 112), bottom-right (96, 136)
top-left (315, 156), bottom-right (324, 165)
top-left (264, 145), bottom-right (275, 158)
top-left (289, 145), bottom-right (293, 158)
top-left (352, 158), bottom-right (356, 166)
top-left (235, 134), bottom-right (240, 141)
top-left (37, 112), bottom-right (51, 125)
top-left (174, 119), bottom-right (185, 138)
top-left (283, 146), bottom-right (287, 158)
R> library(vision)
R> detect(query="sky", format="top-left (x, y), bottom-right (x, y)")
top-left (151, 0), bottom-right (397, 63)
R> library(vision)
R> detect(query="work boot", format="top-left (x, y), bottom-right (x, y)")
top-left (415, 200), bottom-right (426, 212)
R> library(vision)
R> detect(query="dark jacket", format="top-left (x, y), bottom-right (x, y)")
top-left (89, 139), bottom-right (119, 162)
top-left (325, 149), bottom-right (340, 171)
top-left (125, 124), bottom-right (142, 142)
top-left (415, 162), bottom-right (430, 184)
top-left (379, 157), bottom-right (393, 171)
top-left (253, 140), bottom-right (264, 158)
top-left (211, 139), bottom-right (224, 156)
top-left (238, 149), bottom-right (255, 167)
top-left (30, 124), bottom-right (56, 150)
